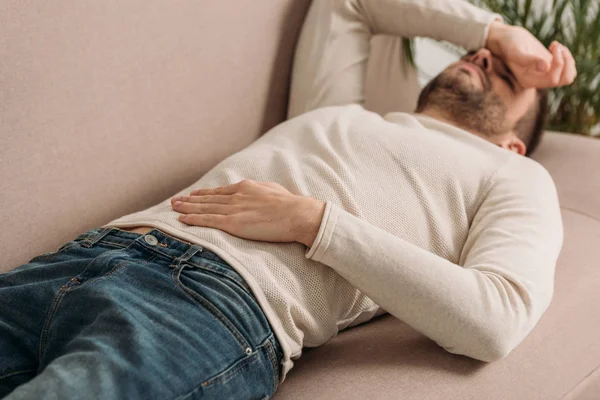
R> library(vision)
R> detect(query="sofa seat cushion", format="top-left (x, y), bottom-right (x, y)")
top-left (274, 132), bottom-right (600, 400)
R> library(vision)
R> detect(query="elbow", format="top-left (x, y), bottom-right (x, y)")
top-left (478, 290), bottom-right (554, 362)
top-left (448, 315), bottom-right (527, 363)
top-left (459, 333), bottom-right (512, 363)
top-left (441, 329), bottom-right (514, 363)
top-left (465, 274), bottom-right (555, 363)
top-left (469, 311), bottom-right (542, 363)
top-left (473, 338), bottom-right (513, 363)
top-left (443, 280), bottom-right (553, 363)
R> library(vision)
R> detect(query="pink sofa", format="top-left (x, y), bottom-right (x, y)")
top-left (2, 1), bottom-right (599, 398)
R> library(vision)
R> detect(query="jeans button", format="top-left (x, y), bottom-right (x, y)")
top-left (144, 235), bottom-right (158, 246)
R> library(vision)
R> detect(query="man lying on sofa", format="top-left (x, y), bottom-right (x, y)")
top-left (0, 0), bottom-right (576, 399)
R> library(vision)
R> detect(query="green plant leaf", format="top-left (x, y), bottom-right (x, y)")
top-left (402, 0), bottom-right (599, 136)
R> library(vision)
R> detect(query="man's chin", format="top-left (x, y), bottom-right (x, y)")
top-left (436, 70), bottom-right (482, 94)
top-left (453, 71), bottom-right (483, 92)
top-left (444, 81), bottom-right (482, 99)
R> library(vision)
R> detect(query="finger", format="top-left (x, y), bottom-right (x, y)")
top-left (559, 45), bottom-right (577, 85)
top-left (190, 184), bottom-right (238, 196)
top-left (172, 201), bottom-right (231, 215)
top-left (262, 181), bottom-right (284, 190)
top-left (172, 194), bottom-right (232, 204)
top-left (547, 43), bottom-right (565, 88)
top-left (512, 46), bottom-right (551, 72)
top-left (533, 41), bottom-right (560, 74)
top-left (179, 213), bottom-right (228, 227)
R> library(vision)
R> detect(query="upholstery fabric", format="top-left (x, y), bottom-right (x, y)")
top-left (1, 1), bottom-right (598, 399)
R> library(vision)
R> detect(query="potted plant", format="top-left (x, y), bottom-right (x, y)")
top-left (404, 0), bottom-right (600, 137)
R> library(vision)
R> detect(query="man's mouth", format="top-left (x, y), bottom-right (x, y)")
top-left (458, 62), bottom-right (486, 86)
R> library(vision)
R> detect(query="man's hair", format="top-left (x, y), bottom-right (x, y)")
top-left (515, 89), bottom-right (549, 157)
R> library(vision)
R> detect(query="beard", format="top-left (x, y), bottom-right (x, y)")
top-left (415, 67), bottom-right (509, 138)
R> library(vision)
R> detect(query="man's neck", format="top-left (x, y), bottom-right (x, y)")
top-left (417, 108), bottom-right (487, 141)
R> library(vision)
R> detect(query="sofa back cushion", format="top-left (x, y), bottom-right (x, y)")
top-left (0, 0), bottom-right (310, 271)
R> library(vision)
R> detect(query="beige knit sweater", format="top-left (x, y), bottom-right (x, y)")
top-left (104, 0), bottom-right (564, 384)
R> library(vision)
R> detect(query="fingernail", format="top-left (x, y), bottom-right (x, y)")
top-left (174, 201), bottom-right (182, 206)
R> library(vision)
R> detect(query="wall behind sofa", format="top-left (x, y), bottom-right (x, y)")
top-left (0, 0), bottom-right (311, 271)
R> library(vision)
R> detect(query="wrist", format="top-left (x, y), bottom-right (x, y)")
top-left (295, 197), bottom-right (326, 248)
top-left (485, 19), bottom-right (506, 56)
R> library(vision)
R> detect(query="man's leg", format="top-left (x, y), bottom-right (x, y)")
top-left (0, 229), bottom-right (106, 398)
top-left (3, 227), bottom-right (282, 400)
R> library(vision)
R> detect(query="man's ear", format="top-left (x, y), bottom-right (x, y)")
top-left (498, 134), bottom-right (526, 156)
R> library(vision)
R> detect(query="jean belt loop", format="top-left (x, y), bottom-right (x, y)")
top-left (81, 227), bottom-right (114, 248)
top-left (168, 244), bottom-right (203, 269)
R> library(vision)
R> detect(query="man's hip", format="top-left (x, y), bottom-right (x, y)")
top-left (0, 226), bottom-right (284, 399)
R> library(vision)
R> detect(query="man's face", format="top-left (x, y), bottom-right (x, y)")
top-left (417, 48), bottom-right (538, 139)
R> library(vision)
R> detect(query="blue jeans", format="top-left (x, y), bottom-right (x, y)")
top-left (0, 227), bottom-right (284, 400)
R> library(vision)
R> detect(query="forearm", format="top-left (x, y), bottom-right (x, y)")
top-left (298, 198), bottom-right (559, 362)
top-left (288, 0), bottom-right (501, 118)
top-left (295, 197), bottom-right (327, 249)
top-left (352, 0), bottom-right (502, 50)
top-left (301, 201), bottom-right (506, 361)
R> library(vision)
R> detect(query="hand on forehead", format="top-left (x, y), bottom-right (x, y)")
top-left (485, 22), bottom-right (577, 89)
top-left (460, 49), bottom-right (538, 127)
top-left (462, 50), bottom-right (521, 91)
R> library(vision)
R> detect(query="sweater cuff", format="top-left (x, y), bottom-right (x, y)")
top-left (463, 12), bottom-right (503, 51)
top-left (305, 200), bottom-right (339, 261)
top-left (481, 14), bottom-right (504, 50)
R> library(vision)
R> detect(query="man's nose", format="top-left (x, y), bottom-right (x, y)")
top-left (465, 48), bottom-right (493, 73)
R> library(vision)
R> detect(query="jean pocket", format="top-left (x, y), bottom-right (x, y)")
top-left (171, 265), bottom-right (255, 353)
top-left (183, 259), bottom-right (254, 297)
top-left (262, 335), bottom-right (282, 393)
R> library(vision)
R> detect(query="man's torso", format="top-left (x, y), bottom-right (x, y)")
top-left (101, 104), bottom-right (515, 364)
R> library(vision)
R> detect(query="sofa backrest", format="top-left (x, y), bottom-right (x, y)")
top-left (3, 1), bottom-right (598, 274)
top-left (0, 0), bottom-right (311, 271)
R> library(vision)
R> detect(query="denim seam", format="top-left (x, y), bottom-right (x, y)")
top-left (80, 227), bottom-right (113, 247)
top-left (181, 261), bottom-right (252, 296)
top-left (38, 285), bottom-right (74, 362)
top-left (201, 338), bottom-right (270, 388)
top-left (84, 254), bottom-right (158, 286)
top-left (137, 240), bottom-right (183, 260)
top-left (88, 260), bottom-right (128, 282)
top-left (37, 244), bottom-right (135, 361)
top-left (69, 241), bottom-right (138, 284)
top-left (74, 243), bottom-right (155, 289)
top-left (170, 266), bottom-right (251, 352)
top-left (35, 241), bottom-right (79, 260)
top-left (172, 352), bottom-right (261, 400)
top-left (108, 241), bottom-right (234, 286)
top-left (0, 368), bottom-right (37, 381)
top-left (93, 240), bottom-right (129, 248)
top-left (264, 336), bottom-right (280, 391)
top-left (173, 339), bottom-right (272, 400)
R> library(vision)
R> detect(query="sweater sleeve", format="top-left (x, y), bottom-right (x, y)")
top-left (288, 0), bottom-right (502, 118)
top-left (305, 156), bottom-right (564, 362)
